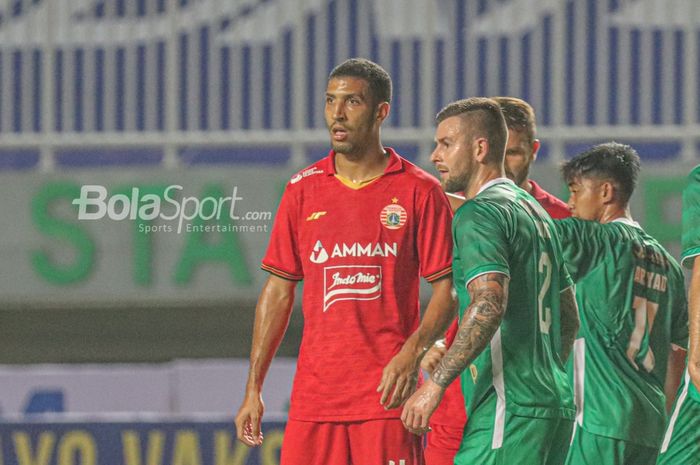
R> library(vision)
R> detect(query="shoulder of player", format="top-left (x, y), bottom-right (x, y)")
top-left (454, 195), bottom-right (503, 224)
top-left (689, 165), bottom-right (700, 181)
top-left (690, 165), bottom-right (700, 183)
top-left (285, 160), bottom-right (328, 190)
top-left (396, 157), bottom-right (443, 188)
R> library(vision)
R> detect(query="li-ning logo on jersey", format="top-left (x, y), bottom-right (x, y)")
top-left (306, 211), bottom-right (327, 221)
top-left (290, 167), bottom-right (324, 184)
top-left (323, 265), bottom-right (382, 312)
top-left (380, 198), bottom-right (407, 230)
top-left (309, 241), bottom-right (398, 264)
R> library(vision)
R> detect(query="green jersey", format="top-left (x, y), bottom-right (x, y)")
top-left (682, 166), bottom-right (700, 267)
top-left (453, 179), bottom-right (575, 425)
top-left (555, 218), bottom-right (688, 448)
top-left (681, 165), bottom-right (700, 403)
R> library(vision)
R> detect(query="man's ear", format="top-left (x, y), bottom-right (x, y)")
top-left (600, 181), bottom-right (616, 204)
top-left (375, 102), bottom-right (390, 123)
top-left (474, 137), bottom-right (490, 163)
top-left (531, 139), bottom-right (541, 162)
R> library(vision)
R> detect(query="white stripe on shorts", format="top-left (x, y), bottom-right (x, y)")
top-left (661, 369), bottom-right (691, 453)
top-left (573, 338), bottom-right (586, 427)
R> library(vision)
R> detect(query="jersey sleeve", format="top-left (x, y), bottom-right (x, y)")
top-left (681, 166), bottom-right (700, 268)
top-left (558, 261), bottom-right (574, 291)
top-left (554, 218), bottom-right (608, 282)
top-left (453, 201), bottom-right (510, 285)
top-left (417, 185), bottom-right (453, 282)
top-left (260, 184), bottom-right (304, 281)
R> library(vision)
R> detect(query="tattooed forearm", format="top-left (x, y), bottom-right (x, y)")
top-left (431, 273), bottom-right (509, 388)
top-left (559, 286), bottom-right (580, 362)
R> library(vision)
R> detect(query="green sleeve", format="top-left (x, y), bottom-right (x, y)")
top-left (454, 201), bottom-right (510, 285)
top-left (681, 166), bottom-right (700, 268)
top-left (554, 218), bottom-right (608, 282)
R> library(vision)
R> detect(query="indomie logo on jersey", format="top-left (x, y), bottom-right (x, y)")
top-left (323, 266), bottom-right (382, 312)
top-left (309, 241), bottom-right (398, 264)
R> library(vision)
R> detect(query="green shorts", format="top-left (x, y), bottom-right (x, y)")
top-left (657, 378), bottom-right (700, 465)
top-left (565, 426), bottom-right (658, 465)
top-left (454, 402), bottom-right (573, 465)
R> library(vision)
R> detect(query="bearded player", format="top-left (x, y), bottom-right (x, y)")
top-left (403, 97), bottom-right (578, 465)
top-left (421, 96), bottom-right (571, 465)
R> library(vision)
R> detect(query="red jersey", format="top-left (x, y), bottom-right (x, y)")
top-left (262, 148), bottom-right (453, 422)
top-left (428, 181), bottom-right (570, 428)
top-left (529, 180), bottom-right (570, 219)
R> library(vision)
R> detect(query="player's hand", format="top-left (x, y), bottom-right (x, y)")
top-left (378, 347), bottom-right (420, 410)
top-left (235, 392), bottom-right (265, 446)
top-left (420, 340), bottom-right (446, 374)
top-left (401, 378), bottom-right (444, 435)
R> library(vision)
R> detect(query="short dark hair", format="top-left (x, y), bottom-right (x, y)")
top-left (328, 58), bottom-right (392, 104)
top-left (562, 142), bottom-right (641, 204)
top-left (491, 96), bottom-right (537, 144)
top-left (436, 97), bottom-right (508, 163)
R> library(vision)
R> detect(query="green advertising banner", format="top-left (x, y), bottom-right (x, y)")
top-left (0, 165), bottom-right (689, 308)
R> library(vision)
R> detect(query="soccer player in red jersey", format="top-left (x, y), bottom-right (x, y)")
top-left (422, 96), bottom-right (570, 465)
top-left (235, 58), bottom-right (457, 465)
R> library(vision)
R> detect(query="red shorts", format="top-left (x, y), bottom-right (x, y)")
top-left (424, 424), bottom-right (463, 465)
top-left (280, 418), bottom-right (424, 465)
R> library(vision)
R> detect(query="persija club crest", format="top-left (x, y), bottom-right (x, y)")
top-left (380, 198), bottom-right (407, 230)
top-left (323, 265), bottom-right (382, 312)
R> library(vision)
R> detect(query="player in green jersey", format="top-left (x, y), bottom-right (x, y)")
top-left (401, 97), bottom-right (580, 465)
top-left (555, 143), bottom-right (688, 465)
top-left (656, 165), bottom-right (700, 465)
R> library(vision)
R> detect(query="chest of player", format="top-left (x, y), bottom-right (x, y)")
top-left (295, 179), bottom-right (419, 269)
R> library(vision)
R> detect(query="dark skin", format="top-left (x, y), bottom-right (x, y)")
top-left (235, 275), bottom-right (296, 446)
top-left (235, 75), bottom-right (458, 446)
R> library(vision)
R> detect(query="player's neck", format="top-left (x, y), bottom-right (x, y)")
top-left (598, 204), bottom-right (632, 224)
top-left (334, 146), bottom-right (389, 183)
top-left (520, 178), bottom-right (533, 194)
top-left (464, 166), bottom-right (506, 200)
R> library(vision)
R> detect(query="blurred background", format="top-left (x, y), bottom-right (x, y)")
top-left (0, 0), bottom-right (696, 463)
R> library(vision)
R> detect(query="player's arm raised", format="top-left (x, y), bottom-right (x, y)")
top-left (559, 286), bottom-right (580, 362)
top-left (378, 275), bottom-right (457, 409)
top-left (401, 273), bottom-right (509, 434)
top-left (235, 275), bottom-right (296, 446)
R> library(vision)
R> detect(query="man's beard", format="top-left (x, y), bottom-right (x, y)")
top-left (443, 171), bottom-right (470, 194)
top-left (506, 167), bottom-right (529, 187)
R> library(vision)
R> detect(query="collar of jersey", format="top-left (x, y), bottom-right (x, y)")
top-left (528, 179), bottom-right (547, 200)
top-left (611, 217), bottom-right (642, 229)
top-left (476, 177), bottom-right (514, 196)
top-left (324, 147), bottom-right (404, 176)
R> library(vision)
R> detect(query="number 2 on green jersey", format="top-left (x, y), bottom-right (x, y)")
top-left (538, 252), bottom-right (552, 334)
